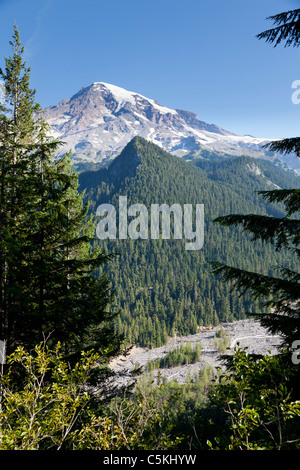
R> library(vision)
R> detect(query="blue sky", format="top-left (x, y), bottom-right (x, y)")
top-left (0, 0), bottom-right (300, 139)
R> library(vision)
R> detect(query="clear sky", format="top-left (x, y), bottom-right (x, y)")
top-left (0, 0), bottom-right (300, 139)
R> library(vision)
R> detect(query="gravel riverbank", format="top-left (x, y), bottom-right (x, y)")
top-left (110, 319), bottom-right (282, 385)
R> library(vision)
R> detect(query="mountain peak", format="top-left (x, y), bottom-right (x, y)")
top-left (105, 136), bottom-right (143, 180)
top-left (91, 82), bottom-right (178, 116)
top-left (43, 81), bottom-right (300, 173)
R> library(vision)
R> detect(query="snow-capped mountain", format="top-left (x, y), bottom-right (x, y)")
top-left (44, 82), bottom-right (300, 172)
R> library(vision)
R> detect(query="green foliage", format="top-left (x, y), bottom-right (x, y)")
top-left (0, 343), bottom-right (124, 450)
top-left (107, 376), bottom-right (183, 450)
top-left (147, 342), bottom-right (202, 370)
top-left (213, 329), bottom-right (230, 353)
top-left (107, 366), bottom-right (216, 450)
top-left (0, 344), bottom-right (182, 450)
top-left (207, 348), bottom-right (300, 450)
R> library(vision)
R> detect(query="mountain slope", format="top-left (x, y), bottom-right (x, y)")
top-left (79, 137), bottom-right (300, 347)
top-left (45, 82), bottom-right (292, 168)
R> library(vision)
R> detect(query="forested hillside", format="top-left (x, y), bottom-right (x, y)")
top-left (79, 137), bottom-right (300, 347)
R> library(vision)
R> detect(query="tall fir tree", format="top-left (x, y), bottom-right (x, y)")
top-left (212, 9), bottom-right (300, 353)
top-left (0, 24), bottom-right (42, 352)
top-left (0, 26), bottom-right (123, 361)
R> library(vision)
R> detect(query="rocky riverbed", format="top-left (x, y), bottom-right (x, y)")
top-left (110, 319), bottom-right (282, 386)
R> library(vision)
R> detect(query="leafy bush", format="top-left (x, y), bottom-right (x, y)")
top-left (207, 347), bottom-right (300, 450)
top-left (0, 343), bottom-right (181, 450)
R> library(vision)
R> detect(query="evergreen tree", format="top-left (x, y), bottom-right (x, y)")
top-left (0, 26), bottom-right (122, 360)
top-left (0, 25), bottom-right (43, 352)
top-left (212, 10), bottom-right (300, 353)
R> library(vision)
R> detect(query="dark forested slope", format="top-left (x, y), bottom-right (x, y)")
top-left (79, 137), bottom-right (300, 347)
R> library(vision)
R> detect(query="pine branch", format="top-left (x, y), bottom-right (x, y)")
top-left (252, 312), bottom-right (300, 345)
top-left (257, 9), bottom-right (300, 48)
top-left (213, 213), bottom-right (300, 251)
top-left (211, 262), bottom-right (300, 303)
top-left (257, 189), bottom-right (300, 216)
top-left (263, 137), bottom-right (300, 156)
